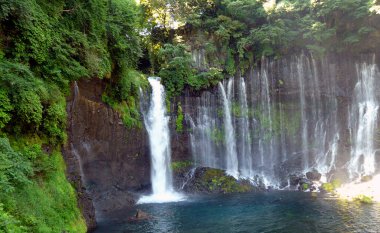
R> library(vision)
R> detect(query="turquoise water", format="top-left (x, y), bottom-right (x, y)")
top-left (94, 191), bottom-right (380, 233)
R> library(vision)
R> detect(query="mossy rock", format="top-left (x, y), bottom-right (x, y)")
top-left (354, 195), bottom-right (373, 204)
top-left (182, 167), bottom-right (256, 194)
top-left (320, 179), bottom-right (342, 193)
top-left (171, 161), bottom-right (193, 173)
top-left (321, 183), bottom-right (334, 193)
top-left (301, 183), bottom-right (310, 191)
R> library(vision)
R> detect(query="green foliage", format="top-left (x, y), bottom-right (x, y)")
top-left (187, 68), bottom-right (224, 91)
top-left (147, 0), bottom-right (379, 78)
top-left (0, 138), bottom-right (32, 194)
top-left (249, 22), bottom-right (288, 57)
top-left (119, 70), bottom-right (148, 100)
top-left (102, 69), bottom-right (148, 128)
top-left (176, 102), bottom-right (184, 132)
top-left (158, 44), bottom-right (195, 97)
top-left (171, 161), bottom-right (193, 172)
top-left (0, 0), bottom-right (146, 231)
top-left (223, 0), bottom-right (266, 26)
top-left (225, 49), bottom-right (236, 76)
top-left (42, 100), bottom-right (67, 144)
top-left (0, 203), bottom-right (26, 233)
top-left (107, 0), bottom-right (142, 69)
top-left (1, 0), bottom-right (145, 128)
top-left (15, 90), bottom-right (43, 126)
top-left (102, 94), bottom-right (142, 129)
top-left (0, 90), bottom-right (13, 130)
top-left (0, 61), bottom-right (67, 144)
top-left (0, 137), bottom-right (86, 232)
top-left (142, 0), bottom-right (379, 93)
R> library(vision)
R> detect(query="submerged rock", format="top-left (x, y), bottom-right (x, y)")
top-left (128, 209), bottom-right (151, 222)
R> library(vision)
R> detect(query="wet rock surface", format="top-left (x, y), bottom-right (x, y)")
top-left (63, 79), bottom-right (151, 227)
top-left (306, 170), bottom-right (322, 181)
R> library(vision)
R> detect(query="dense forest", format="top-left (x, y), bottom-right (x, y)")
top-left (0, 0), bottom-right (379, 232)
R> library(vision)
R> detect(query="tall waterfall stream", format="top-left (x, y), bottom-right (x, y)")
top-left (138, 77), bottom-right (185, 203)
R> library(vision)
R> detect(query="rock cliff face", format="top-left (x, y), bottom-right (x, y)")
top-left (63, 79), bottom-right (150, 227)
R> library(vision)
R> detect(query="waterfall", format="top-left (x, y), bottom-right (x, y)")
top-left (188, 92), bottom-right (218, 168)
top-left (348, 61), bottom-right (379, 179)
top-left (279, 102), bottom-right (287, 162)
top-left (71, 81), bottom-right (86, 184)
top-left (238, 78), bottom-right (253, 177)
top-left (219, 81), bottom-right (239, 178)
top-left (295, 55), bottom-right (309, 170)
top-left (186, 54), bottom-right (379, 187)
top-left (260, 66), bottom-right (275, 180)
top-left (138, 77), bottom-right (184, 203)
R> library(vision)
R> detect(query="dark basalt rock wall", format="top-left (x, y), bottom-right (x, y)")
top-left (63, 79), bottom-right (150, 227)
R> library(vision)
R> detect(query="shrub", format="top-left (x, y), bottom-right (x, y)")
top-left (0, 138), bottom-right (32, 194)
top-left (0, 90), bottom-right (13, 130)
top-left (176, 103), bottom-right (184, 132)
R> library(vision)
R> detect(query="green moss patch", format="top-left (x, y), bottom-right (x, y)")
top-left (197, 168), bottom-right (254, 194)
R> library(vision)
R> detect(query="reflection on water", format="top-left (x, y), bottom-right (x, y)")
top-left (94, 192), bottom-right (380, 233)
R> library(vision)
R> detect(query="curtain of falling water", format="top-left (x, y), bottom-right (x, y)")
top-left (187, 54), bottom-right (379, 186)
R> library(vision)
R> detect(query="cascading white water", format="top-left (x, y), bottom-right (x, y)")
top-left (238, 78), bottom-right (253, 177)
top-left (348, 62), bottom-right (379, 179)
top-left (316, 133), bottom-right (339, 182)
top-left (188, 92), bottom-right (218, 168)
top-left (295, 55), bottom-right (309, 170)
top-left (337, 60), bottom-right (380, 201)
top-left (261, 68), bottom-right (274, 168)
top-left (279, 102), bottom-right (287, 162)
top-left (255, 64), bottom-right (279, 186)
top-left (138, 77), bottom-right (184, 204)
top-left (187, 54), bottom-right (378, 188)
top-left (187, 55), bottom-right (340, 186)
top-left (71, 81), bottom-right (87, 184)
top-left (219, 81), bottom-right (239, 178)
